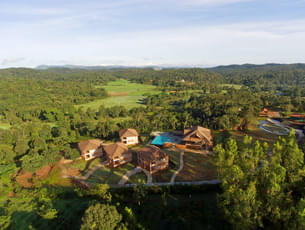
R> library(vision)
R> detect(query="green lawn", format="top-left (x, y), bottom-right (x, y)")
top-left (77, 79), bottom-right (161, 110)
top-left (176, 152), bottom-right (216, 181)
top-left (127, 172), bottom-right (147, 184)
top-left (87, 163), bottom-right (135, 184)
top-left (220, 83), bottom-right (243, 89)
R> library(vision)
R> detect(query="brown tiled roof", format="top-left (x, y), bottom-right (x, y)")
top-left (260, 108), bottom-right (281, 118)
top-left (119, 128), bottom-right (139, 138)
top-left (78, 139), bottom-right (103, 154)
top-left (103, 142), bottom-right (130, 159)
top-left (137, 145), bottom-right (167, 162)
top-left (183, 126), bottom-right (213, 145)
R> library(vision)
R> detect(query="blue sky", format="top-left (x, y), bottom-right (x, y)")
top-left (0, 0), bottom-right (305, 67)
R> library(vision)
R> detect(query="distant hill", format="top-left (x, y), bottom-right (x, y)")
top-left (209, 63), bottom-right (305, 72)
top-left (207, 63), bottom-right (305, 88)
top-left (36, 64), bottom-right (164, 70)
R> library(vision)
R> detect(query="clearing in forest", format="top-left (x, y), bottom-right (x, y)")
top-left (0, 122), bottom-right (11, 130)
top-left (76, 79), bottom-right (161, 110)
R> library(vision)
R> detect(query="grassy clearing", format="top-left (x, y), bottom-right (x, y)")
top-left (39, 168), bottom-right (70, 186)
top-left (69, 159), bottom-right (87, 171)
top-left (176, 152), bottom-right (216, 181)
top-left (78, 96), bottom-right (145, 110)
top-left (76, 79), bottom-right (160, 110)
top-left (0, 122), bottom-right (11, 130)
top-left (220, 83), bottom-right (243, 89)
top-left (97, 79), bottom-right (159, 96)
top-left (68, 158), bottom-right (104, 175)
top-left (153, 150), bottom-right (181, 183)
top-left (87, 163), bottom-right (135, 184)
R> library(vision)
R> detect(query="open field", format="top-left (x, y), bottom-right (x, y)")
top-left (220, 83), bottom-right (243, 89)
top-left (176, 152), bottom-right (216, 181)
top-left (97, 79), bottom-right (159, 96)
top-left (77, 79), bottom-right (161, 110)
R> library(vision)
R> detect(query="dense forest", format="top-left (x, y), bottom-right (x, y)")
top-left (1, 64), bottom-right (305, 229)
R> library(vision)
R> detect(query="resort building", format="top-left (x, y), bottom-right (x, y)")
top-left (183, 126), bottom-right (213, 150)
top-left (78, 139), bottom-right (103, 161)
top-left (259, 108), bottom-right (281, 118)
top-left (119, 128), bottom-right (139, 145)
top-left (103, 142), bottom-right (132, 168)
top-left (137, 145), bottom-right (169, 174)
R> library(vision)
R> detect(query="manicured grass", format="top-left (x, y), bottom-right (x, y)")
top-left (97, 79), bottom-right (159, 96)
top-left (176, 152), bottom-right (216, 181)
top-left (87, 163), bottom-right (135, 184)
top-left (77, 96), bottom-right (145, 110)
top-left (153, 150), bottom-right (181, 183)
top-left (128, 172), bottom-right (147, 184)
top-left (0, 122), bottom-right (11, 130)
top-left (76, 79), bottom-right (160, 110)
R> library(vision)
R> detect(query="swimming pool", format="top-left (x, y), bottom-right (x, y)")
top-left (151, 135), bottom-right (174, 146)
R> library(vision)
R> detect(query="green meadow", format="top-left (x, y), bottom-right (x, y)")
top-left (220, 83), bottom-right (243, 89)
top-left (77, 79), bottom-right (160, 110)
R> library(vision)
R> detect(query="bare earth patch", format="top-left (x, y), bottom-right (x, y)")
top-left (16, 171), bottom-right (34, 188)
top-left (108, 92), bottom-right (129, 96)
top-left (36, 165), bottom-right (53, 179)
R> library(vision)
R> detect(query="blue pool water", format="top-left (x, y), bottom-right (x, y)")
top-left (152, 135), bottom-right (174, 146)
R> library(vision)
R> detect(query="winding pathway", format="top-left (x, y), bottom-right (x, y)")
top-left (118, 166), bottom-right (152, 185)
top-left (170, 151), bottom-right (184, 184)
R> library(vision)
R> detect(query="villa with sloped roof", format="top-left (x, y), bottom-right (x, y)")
top-left (119, 128), bottom-right (139, 145)
top-left (103, 142), bottom-right (132, 167)
top-left (78, 139), bottom-right (103, 161)
top-left (183, 126), bottom-right (213, 150)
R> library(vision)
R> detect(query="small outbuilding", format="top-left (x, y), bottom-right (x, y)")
top-left (78, 139), bottom-right (103, 161)
top-left (119, 128), bottom-right (139, 145)
top-left (137, 145), bottom-right (168, 174)
top-left (103, 142), bottom-right (132, 168)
